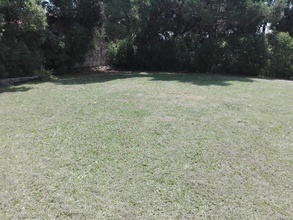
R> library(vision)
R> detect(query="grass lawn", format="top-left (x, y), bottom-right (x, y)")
top-left (0, 72), bottom-right (293, 219)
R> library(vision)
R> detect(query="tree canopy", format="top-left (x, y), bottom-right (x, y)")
top-left (0, 0), bottom-right (47, 77)
top-left (0, 0), bottom-right (292, 79)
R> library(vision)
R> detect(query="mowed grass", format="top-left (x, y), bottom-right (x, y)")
top-left (0, 72), bottom-right (293, 219)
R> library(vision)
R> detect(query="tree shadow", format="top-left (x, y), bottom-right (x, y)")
top-left (56, 70), bottom-right (255, 86)
top-left (57, 71), bottom-right (135, 85)
top-left (0, 86), bottom-right (33, 94)
top-left (148, 72), bottom-right (255, 86)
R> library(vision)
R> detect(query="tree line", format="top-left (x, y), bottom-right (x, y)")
top-left (0, 0), bottom-right (293, 79)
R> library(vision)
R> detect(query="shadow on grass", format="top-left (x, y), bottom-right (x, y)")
top-left (149, 72), bottom-right (254, 86)
top-left (0, 86), bottom-right (33, 94)
top-left (56, 70), bottom-right (255, 86)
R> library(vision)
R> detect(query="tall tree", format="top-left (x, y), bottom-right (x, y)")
top-left (0, 0), bottom-right (47, 78)
top-left (276, 0), bottom-right (293, 36)
top-left (42, 0), bottom-right (103, 73)
top-left (45, 0), bottom-right (102, 30)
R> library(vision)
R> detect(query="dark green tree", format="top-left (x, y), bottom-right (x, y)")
top-left (42, 0), bottom-right (103, 74)
top-left (106, 0), bottom-right (276, 72)
top-left (0, 0), bottom-right (47, 78)
top-left (276, 0), bottom-right (293, 36)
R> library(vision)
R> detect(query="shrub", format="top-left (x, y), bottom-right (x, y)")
top-left (1, 40), bottom-right (45, 78)
top-left (263, 32), bottom-right (293, 79)
top-left (194, 40), bottom-right (222, 72)
top-left (220, 35), bottom-right (268, 76)
top-left (42, 32), bottom-right (69, 75)
top-left (42, 24), bottom-right (92, 75)
top-left (136, 39), bottom-right (178, 71)
top-left (109, 36), bottom-right (221, 72)
top-left (65, 23), bottom-right (91, 66)
top-left (108, 38), bottom-right (135, 69)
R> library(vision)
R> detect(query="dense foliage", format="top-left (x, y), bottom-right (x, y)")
top-left (0, 0), bottom-right (103, 78)
top-left (106, 0), bottom-right (293, 78)
top-left (0, 0), bottom-right (292, 79)
top-left (42, 0), bottom-right (103, 74)
top-left (0, 0), bottom-right (47, 78)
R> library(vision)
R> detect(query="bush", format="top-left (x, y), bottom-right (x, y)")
top-left (194, 40), bottom-right (222, 72)
top-left (0, 14), bottom-right (7, 78)
top-left (109, 37), bottom-right (181, 71)
top-left (173, 37), bottom-right (221, 72)
top-left (42, 32), bottom-right (69, 75)
top-left (263, 32), bottom-right (293, 79)
top-left (136, 39), bottom-right (178, 71)
top-left (1, 40), bottom-right (45, 78)
top-left (65, 23), bottom-right (91, 66)
top-left (220, 35), bottom-right (268, 76)
top-left (109, 36), bottom-right (221, 72)
top-left (42, 23), bottom-right (94, 75)
top-left (108, 38), bottom-right (136, 69)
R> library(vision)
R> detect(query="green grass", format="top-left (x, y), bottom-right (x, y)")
top-left (1, 72), bottom-right (293, 219)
